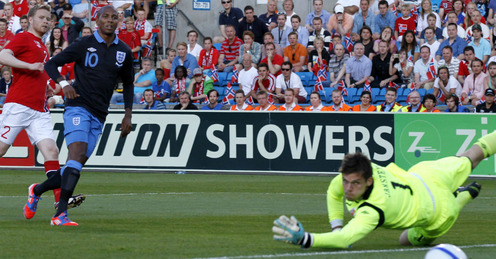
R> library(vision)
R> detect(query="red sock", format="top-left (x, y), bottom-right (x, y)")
top-left (44, 160), bottom-right (61, 203)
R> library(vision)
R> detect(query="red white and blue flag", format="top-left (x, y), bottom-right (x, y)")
top-left (406, 83), bottom-right (416, 103)
top-left (436, 89), bottom-right (445, 103)
top-left (344, 33), bottom-right (354, 53)
top-left (363, 79), bottom-right (371, 92)
top-left (222, 83), bottom-right (235, 104)
top-left (391, 4), bottom-right (398, 17)
top-left (142, 41), bottom-right (153, 57)
top-left (426, 58), bottom-right (436, 80)
top-left (211, 67), bottom-right (219, 82)
top-left (336, 80), bottom-right (347, 104)
top-left (388, 81), bottom-right (400, 90)
top-left (245, 96), bottom-right (254, 105)
top-left (314, 79), bottom-right (324, 92)
top-left (231, 66), bottom-right (239, 84)
top-left (466, 30), bottom-right (472, 44)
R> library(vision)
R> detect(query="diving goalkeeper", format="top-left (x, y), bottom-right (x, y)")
top-left (272, 131), bottom-right (496, 248)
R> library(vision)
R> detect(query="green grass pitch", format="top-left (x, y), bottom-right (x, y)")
top-left (0, 170), bottom-right (495, 258)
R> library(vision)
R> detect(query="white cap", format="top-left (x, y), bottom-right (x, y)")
top-left (334, 5), bottom-right (344, 14)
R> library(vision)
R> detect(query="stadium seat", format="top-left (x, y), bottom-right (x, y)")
top-left (216, 72), bottom-right (228, 87)
top-left (374, 88), bottom-right (387, 103)
top-left (214, 86), bottom-right (225, 101)
top-left (213, 43), bottom-right (222, 51)
top-left (417, 88), bottom-right (426, 98)
top-left (296, 72), bottom-right (313, 87)
top-left (343, 87), bottom-right (357, 104)
top-left (371, 88), bottom-right (381, 104)
top-left (427, 88), bottom-right (434, 95)
top-left (324, 87), bottom-right (335, 102)
top-left (350, 88), bottom-right (363, 104)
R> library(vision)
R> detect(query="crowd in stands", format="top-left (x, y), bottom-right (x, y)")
top-left (0, 0), bottom-right (494, 113)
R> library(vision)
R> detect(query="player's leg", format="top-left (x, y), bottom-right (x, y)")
top-left (399, 228), bottom-right (436, 246)
top-left (35, 138), bottom-right (61, 203)
top-left (461, 130), bottom-right (496, 169)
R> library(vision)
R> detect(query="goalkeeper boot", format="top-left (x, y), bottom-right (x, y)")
top-left (51, 211), bottom-right (78, 226)
top-left (454, 182), bottom-right (481, 199)
top-left (54, 194), bottom-right (86, 210)
top-left (23, 183), bottom-right (42, 219)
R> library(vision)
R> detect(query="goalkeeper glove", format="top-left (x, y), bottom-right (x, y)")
top-left (272, 215), bottom-right (313, 248)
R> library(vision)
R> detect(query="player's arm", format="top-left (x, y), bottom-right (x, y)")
top-left (119, 48), bottom-right (135, 138)
top-left (0, 49), bottom-right (44, 71)
top-left (327, 174), bottom-right (345, 230)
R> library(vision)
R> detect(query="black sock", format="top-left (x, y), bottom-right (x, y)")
top-left (55, 167), bottom-right (80, 217)
top-left (33, 169), bottom-right (61, 197)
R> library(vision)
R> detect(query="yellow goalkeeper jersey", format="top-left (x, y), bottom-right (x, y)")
top-left (313, 163), bottom-right (436, 248)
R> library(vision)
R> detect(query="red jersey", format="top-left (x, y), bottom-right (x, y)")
top-left (11, 0), bottom-right (29, 17)
top-left (134, 19), bottom-right (152, 40)
top-left (60, 62), bottom-right (75, 81)
top-left (395, 16), bottom-right (416, 36)
top-left (4, 32), bottom-right (50, 112)
top-left (0, 30), bottom-right (14, 47)
top-left (198, 47), bottom-right (219, 69)
top-left (260, 54), bottom-right (284, 77)
top-left (118, 30), bottom-right (141, 59)
top-left (251, 74), bottom-right (276, 92)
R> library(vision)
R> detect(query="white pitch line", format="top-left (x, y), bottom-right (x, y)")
top-left (193, 244), bottom-right (496, 259)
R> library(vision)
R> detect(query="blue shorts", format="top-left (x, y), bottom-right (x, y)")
top-left (63, 106), bottom-right (103, 158)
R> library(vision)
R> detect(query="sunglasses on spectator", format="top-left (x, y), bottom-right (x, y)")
top-left (281, 68), bottom-right (291, 71)
top-left (222, 1), bottom-right (231, 4)
top-left (117, 11), bottom-right (125, 14)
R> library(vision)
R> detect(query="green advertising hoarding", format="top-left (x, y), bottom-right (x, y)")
top-left (394, 113), bottom-right (496, 176)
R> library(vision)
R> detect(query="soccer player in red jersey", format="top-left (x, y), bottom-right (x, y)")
top-left (0, 5), bottom-right (84, 221)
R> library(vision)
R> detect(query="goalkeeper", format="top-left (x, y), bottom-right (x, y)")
top-left (273, 131), bottom-right (496, 248)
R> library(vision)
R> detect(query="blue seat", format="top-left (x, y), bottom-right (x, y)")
top-left (374, 88), bottom-right (387, 103)
top-left (350, 88), bottom-right (363, 104)
top-left (296, 72), bottom-right (313, 87)
top-left (324, 87), bottom-right (335, 102)
top-left (344, 87), bottom-right (357, 103)
top-left (417, 88), bottom-right (426, 97)
top-left (214, 86), bottom-right (225, 100)
top-left (427, 88), bottom-right (434, 95)
top-left (213, 43), bottom-right (222, 51)
top-left (215, 72), bottom-right (228, 87)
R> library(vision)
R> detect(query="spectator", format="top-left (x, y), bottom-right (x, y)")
top-left (457, 46), bottom-right (477, 84)
top-left (399, 30), bottom-right (420, 63)
top-left (304, 91), bottom-right (327, 111)
top-left (250, 63), bottom-right (276, 101)
top-left (307, 17), bottom-right (332, 52)
top-left (188, 68), bottom-right (213, 104)
top-left (394, 4), bottom-right (416, 41)
top-left (468, 24), bottom-right (491, 64)
top-left (376, 87), bottom-right (402, 111)
top-left (90, 0), bottom-right (109, 22)
top-left (134, 8), bottom-right (152, 45)
top-left (451, 0), bottom-right (466, 26)
top-left (465, 2), bottom-right (487, 29)
top-left (160, 48), bottom-right (176, 81)
top-left (466, 10), bottom-right (490, 40)
top-left (254, 90), bottom-right (277, 111)
top-left (187, 30), bottom-right (203, 61)
top-left (238, 53), bottom-right (258, 96)
top-left (201, 89), bottom-right (224, 110)
top-left (352, 90), bottom-right (376, 111)
top-left (230, 89), bottom-right (254, 110)
top-left (259, 0), bottom-right (278, 31)
top-left (399, 90), bottom-right (426, 112)
top-left (164, 0), bottom-right (180, 49)
top-left (390, 48), bottom-right (414, 87)
top-left (475, 88), bottom-right (496, 112)
top-left (170, 42), bottom-right (199, 79)
top-left (133, 0), bottom-right (150, 19)
top-left (305, 0), bottom-right (331, 34)
top-left (143, 89), bottom-right (166, 110)
top-left (260, 42), bottom-right (283, 76)
top-left (0, 18), bottom-right (14, 51)
top-left (417, 0), bottom-right (442, 37)
top-left (438, 0), bottom-right (453, 21)
top-left (436, 23), bottom-right (467, 60)
top-left (283, 32), bottom-right (307, 72)
top-left (173, 91), bottom-right (199, 110)
top-left (115, 7), bottom-right (126, 33)
top-left (373, 26), bottom-right (397, 54)
top-left (0, 67), bottom-right (12, 106)
top-left (328, 33), bottom-right (348, 55)
top-left (81, 26), bottom-right (92, 37)
top-left (308, 37), bottom-right (330, 76)
top-left (461, 58), bottom-right (487, 105)
top-left (413, 45), bottom-right (438, 89)
top-left (261, 32), bottom-right (284, 61)
top-left (60, 13), bottom-right (83, 44)
top-left (487, 0), bottom-right (496, 25)
top-left (483, 61), bottom-right (496, 90)
top-left (437, 46), bottom-right (461, 80)
top-left (283, 15), bottom-right (309, 48)
top-left (345, 42), bottom-right (372, 88)
top-left (421, 27), bottom-right (441, 60)
top-left (237, 5), bottom-right (268, 45)
top-left (47, 27), bottom-right (68, 56)
top-left (336, 0), bottom-right (360, 15)
top-left (422, 93), bottom-right (441, 112)
top-left (370, 40), bottom-right (397, 88)
top-left (218, 24), bottom-right (243, 72)
top-left (198, 37), bottom-right (219, 71)
top-left (358, 26), bottom-right (375, 59)
top-left (278, 88), bottom-right (303, 111)
top-left (271, 13), bottom-right (290, 47)
top-left (373, 0), bottom-right (396, 38)
top-left (275, 61), bottom-right (307, 103)
top-left (328, 89), bottom-right (352, 111)
top-left (352, 0), bottom-right (376, 37)
top-left (442, 11), bottom-right (467, 39)
top-left (170, 66), bottom-right (191, 102)
top-left (282, 0), bottom-right (296, 29)
top-left (41, 13), bottom-right (57, 45)
top-left (433, 66), bottom-right (462, 103)
top-left (15, 15), bottom-right (27, 34)
top-left (3, 4), bottom-right (21, 34)
top-left (419, 14), bottom-right (444, 44)
top-left (444, 93), bottom-right (469, 112)
top-left (218, 0), bottom-right (243, 39)
top-left (329, 44), bottom-right (349, 88)
top-left (72, 0), bottom-right (90, 23)
top-left (151, 68), bottom-right (171, 103)
top-left (237, 31), bottom-right (262, 66)
top-left (0, 1), bottom-right (4, 18)
top-left (11, 0), bottom-right (29, 17)
top-left (327, 4), bottom-right (353, 36)
top-left (118, 17), bottom-right (141, 60)
top-left (134, 57), bottom-right (157, 101)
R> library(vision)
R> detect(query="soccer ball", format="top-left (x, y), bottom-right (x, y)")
top-left (424, 244), bottom-right (467, 259)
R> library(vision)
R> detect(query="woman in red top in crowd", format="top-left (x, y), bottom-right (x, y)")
top-left (198, 36), bottom-right (219, 72)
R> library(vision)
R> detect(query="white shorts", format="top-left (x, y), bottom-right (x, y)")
top-left (0, 103), bottom-right (55, 145)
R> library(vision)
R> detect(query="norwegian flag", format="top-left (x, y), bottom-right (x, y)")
top-left (391, 4), bottom-right (398, 17)
top-left (466, 30), bottom-right (472, 44)
top-left (211, 67), bottom-right (219, 82)
top-left (411, 5), bottom-right (419, 20)
top-left (388, 81), bottom-right (400, 90)
top-left (426, 58), bottom-right (436, 80)
top-left (408, 55), bottom-right (413, 63)
top-left (436, 89), bottom-right (446, 103)
top-left (314, 79), bottom-right (324, 92)
top-left (245, 96), bottom-right (254, 105)
top-left (336, 80), bottom-right (347, 104)
top-left (204, 96), bottom-right (210, 104)
top-left (230, 66), bottom-right (239, 84)
top-left (91, 1), bottom-right (98, 20)
top-left (268, 92), bottom-right (275, 104)
top-left (344, 33), bottom-right (354, 53)
top-left (317, 65), bottom-right (327, 82)
top-left (406, 84), bottom-right (417, 103)
top-left (142, 41), bottom-right (153, 57)
top-left (363, 79), bottom-right (371, 92)
top-left (222, 83), bottom-right (235, 104)
top-left (476, 95), bottom-right (486, 105)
